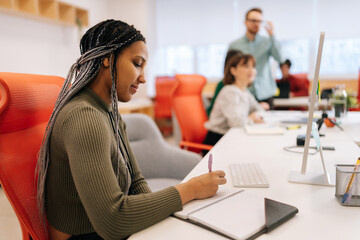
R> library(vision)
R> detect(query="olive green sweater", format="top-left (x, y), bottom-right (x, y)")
top-left (46, 88), bottom-right (182, 239)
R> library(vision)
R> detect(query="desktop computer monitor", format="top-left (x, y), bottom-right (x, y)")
top-left (288, 32), bottom-right (335, 187)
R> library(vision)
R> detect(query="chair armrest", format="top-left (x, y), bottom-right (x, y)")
top-left (179, 141), bottom-right (213, 151)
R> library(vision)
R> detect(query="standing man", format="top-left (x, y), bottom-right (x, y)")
top-left (229, 8), bottom-right (283, 109)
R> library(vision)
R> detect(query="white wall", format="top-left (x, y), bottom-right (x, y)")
top-left (157, 0), bottom-right (236, 46)
top-left (0, 14), bottom-right (79, 77)
top-left (106, 0), bottom-right (156, 99)
top-left (0, 0), bottom-right (108, 78)
top-left (0, 0), bottom-right (153, 99)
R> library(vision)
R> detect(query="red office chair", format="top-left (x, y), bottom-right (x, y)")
top-left (154, 76), bottom-right (177, 136)
top-left (171, 74), bottom-right (212, 154)
top-left (0, 72), bottom-right (64, 240)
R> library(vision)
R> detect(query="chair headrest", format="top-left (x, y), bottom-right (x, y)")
top-left (0, 72), bottom-right (64, 134)
top-left (123, 113), bottom-right (163, 142)
top-left (174, 74), bottom-right (206, 96)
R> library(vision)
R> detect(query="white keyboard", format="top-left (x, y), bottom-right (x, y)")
top-left (229, 163), bottom-right (269, 188)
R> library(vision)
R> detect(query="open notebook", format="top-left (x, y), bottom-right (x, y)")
top-left (174, 188), bottom-right (298, 240)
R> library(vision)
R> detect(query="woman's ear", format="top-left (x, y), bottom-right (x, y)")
top-left (102, 58), bottom-right (110, 68)
top-left (230, 66), bottom-right (236, 76)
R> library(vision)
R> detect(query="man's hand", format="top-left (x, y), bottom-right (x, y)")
top-left (264, 21), bottom-right (274, 36)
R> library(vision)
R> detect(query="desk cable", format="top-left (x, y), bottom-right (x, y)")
top-left (283, 145), bottom-right (335, 155)
top-left (283, 146), bottom-right (318, 155)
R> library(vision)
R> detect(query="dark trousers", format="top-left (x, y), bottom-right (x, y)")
top-left (202, 130), bottom-right (223, 155)
top-left (257, 97), bottom-right (274, 110)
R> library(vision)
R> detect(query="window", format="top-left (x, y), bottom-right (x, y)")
top-left (280, 39), bottom-right (310, 74)
top-left (322, 38), bottom-right (360, 75)
top-left (196, 44), bottom-right (227, 78)
top-left (163, 46), bottom-right (194, 75)
top-left (160, 38), bottom-right (360, 81)
top-left (275, 39), bottom-right (310, 79)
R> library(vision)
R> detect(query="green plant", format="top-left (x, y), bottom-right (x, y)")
top-left (346, 92), bottom-right (359, 109)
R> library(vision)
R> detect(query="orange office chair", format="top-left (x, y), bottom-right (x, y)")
top-left (154, 76), bottom-right (177, 136)
top-left (171, 74), bottom-right (212, 154)
top-left (0, 72), bottom-right (64, 240)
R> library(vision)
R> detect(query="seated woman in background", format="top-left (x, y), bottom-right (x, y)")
top-left (36, 19), bottom-right (226, 240)
top-left (203, 53), bottom-right (264, 149)
top-left (206, 50), bottom-right (269, 116)
top-left (277, 59), bottom-right (309, 97)
top-left (206, 49), bottom-right (243, 116)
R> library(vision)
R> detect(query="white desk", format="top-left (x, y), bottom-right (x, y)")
top-left (341, 112), bottom-right (360, 146)
top-left (264, 110), bottom-right (360, 147)
top-left (130, 112), bottom-right (360, 240)
top-left (273, 96), bottom-right (329, 109)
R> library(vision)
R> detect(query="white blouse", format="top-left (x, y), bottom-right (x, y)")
top-left (205, 85), bottom-right (264, 134)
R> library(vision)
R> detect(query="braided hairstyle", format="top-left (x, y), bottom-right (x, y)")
top-left (36, 19), bottom-right (145, 222)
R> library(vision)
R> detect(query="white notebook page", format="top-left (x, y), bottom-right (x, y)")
top-left (188, 191), bottom-right (265, 240)
top-left (174, 187), bottom-right (241, 219)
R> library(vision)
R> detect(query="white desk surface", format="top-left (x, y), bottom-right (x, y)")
top-left (340, 111), bottom-right (360, 146)
top-left (130, 111), bottom-right (360, 240)
top-left (273, 96), bottom-right (329, 108)
top-left (265, 110), bottom-right (360, 146)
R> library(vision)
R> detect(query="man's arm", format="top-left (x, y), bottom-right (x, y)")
top-left (265, 21), bottom-right (283, 62)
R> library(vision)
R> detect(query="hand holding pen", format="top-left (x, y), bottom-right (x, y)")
top-left (175, 153), bottom-right (226, 205)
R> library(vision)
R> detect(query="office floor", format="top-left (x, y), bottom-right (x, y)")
top-left (0, 134), bottom-right (177, 239)
top-left (0, 187), bottom-right (22, 239)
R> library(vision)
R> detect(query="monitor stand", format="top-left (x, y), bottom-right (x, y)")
top-left (288, 145), bottom-right (335, 187)
top-left (288, 171), bottom-right (335, 186)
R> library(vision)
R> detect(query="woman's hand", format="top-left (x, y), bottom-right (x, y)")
top-left (175, 170), bottom-right (226, 205)
top-left (259, 102), bottom-right (270, 110)
top-left (249, 112), bottom-right (264, 123)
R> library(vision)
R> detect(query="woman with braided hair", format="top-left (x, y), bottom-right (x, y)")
top-left (36, 20), bottom-right (226, 240)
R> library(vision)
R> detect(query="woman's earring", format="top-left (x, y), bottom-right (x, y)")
top-left (102, 58), bottom-right (110, 67)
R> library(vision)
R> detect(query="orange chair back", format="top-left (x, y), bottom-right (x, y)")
top-left (172, 74), bottom-right (208, 151)
top-left (0, 72), bottom-right (64, 240)
top-left (154, 76), bottom-right (177, 119)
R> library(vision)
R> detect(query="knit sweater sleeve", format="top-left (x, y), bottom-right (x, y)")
top-left (248, 90), bottom-right (265, 114)
top-left (62, 107), bottom-right (182, 240)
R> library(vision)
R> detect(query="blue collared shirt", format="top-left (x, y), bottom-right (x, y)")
top-left (228, 35), bottom-right (283, 100)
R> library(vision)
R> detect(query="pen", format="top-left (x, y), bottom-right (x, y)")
top-left (286, 125), bottom-right (301, 130)
top-left (208, 153), bottom-right (213, 172)
top-left (341, 157), bottom-right (360, 204)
